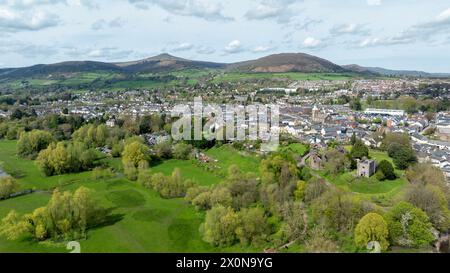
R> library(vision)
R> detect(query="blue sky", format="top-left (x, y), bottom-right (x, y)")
top-left (0, 0), bottom-right (450, 72)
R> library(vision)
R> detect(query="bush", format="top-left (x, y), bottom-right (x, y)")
top-left (0, 176), bottom-right (18, 199)
top-left (173, 143), bottom-right (193, 160)
top-left (376, 160), bottom-right (396, 181)
top-left (17, 130), bottom-right (54, 159)
top-left (200, 205), bottom-right (270, 247)
top-left (0, 187), bottom-right (107, 241)
top-left (387, 143), bottom-right (417, 170)
top-left (140, 168), bottom-right (196, 198)
top-left (384, 202), bottom-right (435, 248)
top-left (354, 213), bottom-right (389, 251)
top-left (200, 205), bottom-right (239, 247)
top-left (36, 142), bottom-right (97, 176)
top-left (350, 140), bottom-right (369, 160)
top-left (154, 141), bottom-right (173, 159)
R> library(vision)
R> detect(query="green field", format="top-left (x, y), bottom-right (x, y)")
top-left (151, 159), bottom-right (222, 186)
top-left (211, 72), bottom-right (357, 83)
top-left (278, 143), bottom-right (309, 156)
top-left (0, 140), bottom-right (97, 190)
top-left (204, 145), bottom-right (261, 176)
top-left (316, 148), bottom-right (409, 204)
top-left (0, 178), bottom-right (254, 253)
top-left (0, 140), bottom-right (255, 253)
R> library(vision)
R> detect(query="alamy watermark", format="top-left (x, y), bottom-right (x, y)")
top-left (171, 97), bottom-right (280, 152)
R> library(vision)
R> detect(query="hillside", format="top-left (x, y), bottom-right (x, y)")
top-left (343, 64), bottom-right (450, 78)
top-left (0, 61), bottom-right (123, 79)
top-left (0, 53), bottom-right (350, 80)
top-left (1, 52), bottom-right (448, 81)
top-left (228, 53), bottom-right (348, 73)
top-left (115, 53), bottom-right (226, 73)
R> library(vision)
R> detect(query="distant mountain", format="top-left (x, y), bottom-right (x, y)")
top-left (115, 53), bottom-right (226, 73)
top-left (228, 53), bottom-right (348, 73)
top-left (0, 61), bottom-right (122, 79)
top-left (343, 64), bottom-right (450, 78)
top-left (1, 53), bottom-right (449, 80)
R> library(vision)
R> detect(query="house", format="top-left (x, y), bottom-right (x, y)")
top-left (309, 152), bottom-right (323, 170)
top-left (106, 119), bottom-right (116, 127)
top-left (357, 158), bottom-right (377, 178)
top-left (312, 106), bottom-right (331, 124)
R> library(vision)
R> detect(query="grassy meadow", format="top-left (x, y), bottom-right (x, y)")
top-left (0, 140), bottom-right (258, 253)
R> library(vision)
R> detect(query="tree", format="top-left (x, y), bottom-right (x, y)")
top-left (312, 189), bottom-right (372, 233)
top-left (388, 143), bottom-right (417, 170)
top-left (122, 141), bottom-right (150, 168)
top-left (0, 210), bottom-right (28, 240)
top-left (95, 124), bottom-right (108, 147)
top-left (200, 205), bottom-right (239, 247)
top-left (404, 185), bottom-right (450, 231)
top-left (210, 186), bottom-right (233, 207)
top-left (304, 178), bottom-right (328, 203)
top-left (173, 143), bottom-right (193, 160)
top-left (350, 98), bottom-right (362, 111)
top-left (294, 181), bottom-right (307, 201)
top-left (0, 187), bottom-right (106, 242)
top-left (235, 207), bottom-right (270, 246)
top-left (350, 140), bottom-right (369, 160)
top-left (0, 176), bottom-right (18, 199)
top-left (305, 226), bottom-right (338, 253)
top-left (354, 213), bottom-right (389, 251)
top-left (381, 133), bottom-right (411, 151)
top-left (350, 132), bottom-right (357, 145)
top-left (260, 155), bottom-right (298, 185)
top-left (138, 115), bottom-right (152, 134)
top-left (36, 142), bottom-right (97, 176)
top-left (324, 149), bottom-right (348, 175)
top-left (376, 160), bottom-right (396, 181)
top-left (17, 130), bottom-right (54, 158)
top-left (406, 163), bottom-right (448, 192)
top-left (425, 112), bottom-right (436, 122)
top-left (384, 202), bottom-right (435, 248)
top-left (225, 166), bottom-right (259, 210)
top-left (154, 141), bottom-right (173, 159)
top-left (141, 169), bottom-right (195, 199)
top-left (279, 202), bottom-right (307, 243)
top-left (72, 187), bottom-right (98, 236)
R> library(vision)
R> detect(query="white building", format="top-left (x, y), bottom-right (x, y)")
top-left (364, 108), bottom-right (406, 117)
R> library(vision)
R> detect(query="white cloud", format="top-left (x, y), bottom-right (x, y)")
top-left (252, 45), bottom-right (276, 53)
top-left (196, 46), bottom-right (215, 54)
top-left (358, 35), bottom-right (412, 47)
top-left (302, 37), bottom-right (321, 48)
top-left (244, 0), bottom-right (298, 23)
top-left (224, 40), bottom-right (243, 53)
top-left (129, 0), bottom-right (233, 21)
top-left (330, 23), bottom-right (370, 36)
top-left (91, 17), bottom-right (124, 30)
top-left (362, 7), bottom-right (450, 48)
top-left (173, 42), bottom-right (194, 52)
top-left (366, 0), bottom-right (381, 6)
top-left (0, 8), bottom-right (60, 31)
top-left (64, 46), bottom-right (134, 60)
top-left (0, 0), bottom-right (67, 8)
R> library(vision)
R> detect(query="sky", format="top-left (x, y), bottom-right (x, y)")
top-left (0, 0), bottom-right (450, 72)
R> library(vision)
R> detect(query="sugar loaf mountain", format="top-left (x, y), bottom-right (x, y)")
top-left (0, 52), bottom-right (448, 80)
